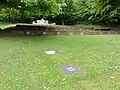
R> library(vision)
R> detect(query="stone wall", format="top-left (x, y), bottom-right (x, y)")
top-left (0, 24), bottom-right (120, 36)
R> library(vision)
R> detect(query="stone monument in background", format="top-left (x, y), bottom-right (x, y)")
top-left (32, 18), bottom-right (55, 25)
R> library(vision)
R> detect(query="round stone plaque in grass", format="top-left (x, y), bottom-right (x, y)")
top-left (60, 65), bottom-right (84, 75)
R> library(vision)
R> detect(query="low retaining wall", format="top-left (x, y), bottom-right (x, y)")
top-left (0, 24), bottom-right (120, 36)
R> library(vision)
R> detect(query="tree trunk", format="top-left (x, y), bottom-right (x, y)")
top-left (62, 14), bottom-right (64, 25)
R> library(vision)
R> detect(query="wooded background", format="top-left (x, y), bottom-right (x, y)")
top-left (0, 0), bottom-right (120, 25)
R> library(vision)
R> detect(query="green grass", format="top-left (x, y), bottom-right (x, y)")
top-left (0, 23), bottom-right (16, 30)
top-left (0, 23), bottom-right (8, 28)
top-left (0, 36), bottom-right (120, 90)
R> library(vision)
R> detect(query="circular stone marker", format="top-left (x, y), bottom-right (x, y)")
top-left (60, 65), bottom-right (84, 75)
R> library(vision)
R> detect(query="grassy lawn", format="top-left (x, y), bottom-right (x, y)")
top-left (0, 36), bottom-right (120, 90)
top-left (0, 23), bottom-right (11, 28)
top-left (0, 23), bottom-right (16, 30)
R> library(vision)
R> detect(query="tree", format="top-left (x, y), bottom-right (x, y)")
top-left (48, 0), bottom-right (77, 25)
top-left (0, 0), bottom-right (120, 25)
top-left (74, 0), bottom-right (120, 24)
top-left (62, 0), bottom-right (77, 25)
top-left (0, 0), bottom-right (65, 23)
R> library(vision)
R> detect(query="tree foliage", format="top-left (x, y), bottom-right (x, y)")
top-left (0, 0), bottom-right (65, 22)
top-left (49, 0), bottom-right (120, 25)
top-left (0, 0), bottom-right (120, 24)
top-left (48, 0), bottom-right (77, 25)
top-left (74, 0), bottom-right (120, 24)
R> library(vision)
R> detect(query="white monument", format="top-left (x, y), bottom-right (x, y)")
top-left (32, 18), bottom-right (55, 25)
